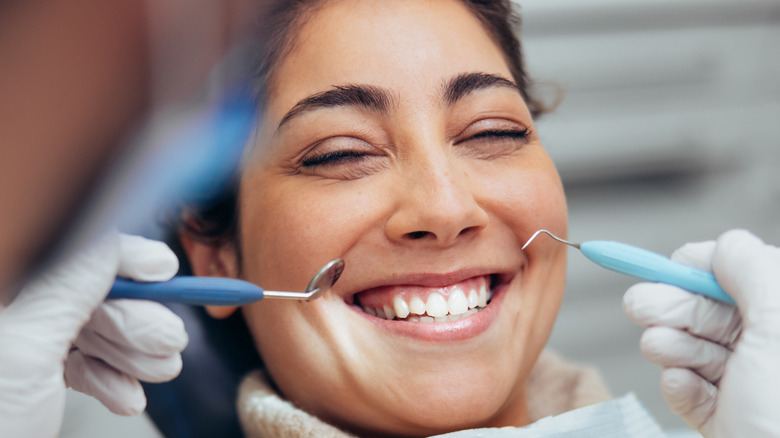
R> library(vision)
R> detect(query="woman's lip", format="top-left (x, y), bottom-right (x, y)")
top-left (349, 280), bottom-right (512, 342)
top-left (341, 267), bottom-right (514, 300)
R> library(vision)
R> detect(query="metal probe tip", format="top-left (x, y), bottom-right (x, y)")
top-left (522, 230), bottom-right (580, 250)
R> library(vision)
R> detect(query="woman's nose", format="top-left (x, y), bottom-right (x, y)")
top-left (385, 157), bottom-right (489, 248)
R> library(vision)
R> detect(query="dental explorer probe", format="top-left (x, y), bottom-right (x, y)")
top-left (522, 230), bottom-right (735, 305)
top-left (107, 258), bottom-right (344, 306)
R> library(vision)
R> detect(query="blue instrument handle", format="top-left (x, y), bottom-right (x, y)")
top-left (108, 276), bottom-right (265, 306)
top-left (580, 241), bottom-right (736, 305)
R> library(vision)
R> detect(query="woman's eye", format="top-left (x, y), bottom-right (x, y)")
top-left (457, 124), bottom-right (533, 159)
top-left (469, 128), bottom-right (531, 143)
top-left (296, 136), bottom-right (387, 179)
top-left (301, 150), bottom-right (371, 167)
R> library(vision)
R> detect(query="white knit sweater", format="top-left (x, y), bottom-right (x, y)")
top-left (237, 350), bottom-right (612, 437)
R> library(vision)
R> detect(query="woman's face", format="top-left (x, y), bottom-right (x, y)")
top-left (233, 0), bottom-right (567, 434)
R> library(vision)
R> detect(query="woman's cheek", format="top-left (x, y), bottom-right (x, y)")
top-left (477, 160), bottom-right (566, 231)
top-left (239, 175), bottom-right (387, 284)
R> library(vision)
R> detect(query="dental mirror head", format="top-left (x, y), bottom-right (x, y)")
top-left (263, 258), bottom-right (345, 301)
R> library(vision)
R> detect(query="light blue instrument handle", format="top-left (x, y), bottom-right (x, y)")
top-left (108, 276), bottom-right (265, 306)
top-left (580, 241), bottom-right (736, 305)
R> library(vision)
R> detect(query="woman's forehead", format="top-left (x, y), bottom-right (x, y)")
top-left (263, 0), bottom-right (513, 124)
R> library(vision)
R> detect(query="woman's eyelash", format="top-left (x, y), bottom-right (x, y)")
top-left (470, 127), bottom-right (531, 141)
top-left (301, 150), bottom-right (368, 167)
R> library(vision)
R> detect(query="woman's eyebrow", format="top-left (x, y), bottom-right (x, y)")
top-left (277, 84), bottom-right (394, 131)
top-left (443, 72), bottom-right (520, 106)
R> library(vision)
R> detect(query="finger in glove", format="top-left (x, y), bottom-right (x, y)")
top-left (660, 367), bottom-right (717, 436)
top-left (64, 349), bottom-right (146, 416)
top-left (712, 229), bottom-right (780, 314)
top-left (640, 326), bottom-right (730, 383)
top-left (74, 328), bottom-right (183, 382)
top-left (670, 240), bottom-right (716, 272)
top-left (86, 300), bottom-right (188, 355)
top-left (117, 234), bottom-right (179, 281)
top-left (623, 283), bottom-right (742, 347)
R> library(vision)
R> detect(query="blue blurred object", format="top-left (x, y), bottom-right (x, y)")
top-left (115, 81), bottom-right (257, 233)
top-left (154, 83), bottom-right (257, 206)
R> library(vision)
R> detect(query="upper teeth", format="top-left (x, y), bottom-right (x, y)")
top-left (362, 284), bottom-right (491, 321)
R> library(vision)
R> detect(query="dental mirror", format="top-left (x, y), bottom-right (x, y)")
top-left (108, 258), bottom-right (346, 305)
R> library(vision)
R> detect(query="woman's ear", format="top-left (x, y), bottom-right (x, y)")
top-left (179, 232), bottom-right (240, 320)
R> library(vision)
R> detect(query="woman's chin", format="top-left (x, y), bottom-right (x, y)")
top-left (324, 340), bottom-right (527, 436)
top-left (335, 384), bottom-right (524, 437)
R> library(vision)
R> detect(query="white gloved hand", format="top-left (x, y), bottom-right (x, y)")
top-left (623, 229), bottom-right (780, 437)
top-left (0, 231), bottom-right (188, 438)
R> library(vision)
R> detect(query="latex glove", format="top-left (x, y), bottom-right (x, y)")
top-left (0, 232), bottom-right (188, 438)
top-left (623, 229), bottom-right (780, 437)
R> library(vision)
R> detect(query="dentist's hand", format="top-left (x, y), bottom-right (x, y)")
top-left (0, 232), bottom-right (188, 438)
top-left (623, 229), bottom-right (780, 437)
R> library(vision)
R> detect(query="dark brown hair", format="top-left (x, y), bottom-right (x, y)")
top-left (171, 0), bottom-right (544, 261)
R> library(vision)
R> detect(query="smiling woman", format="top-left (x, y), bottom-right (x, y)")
top-left (175, 0), bottom-right (608, 436)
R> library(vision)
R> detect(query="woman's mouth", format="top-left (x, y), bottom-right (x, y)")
top-left (351, 275), bottom-right (497, 323)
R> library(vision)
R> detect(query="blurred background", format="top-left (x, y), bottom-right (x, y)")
top-left (60, 0), bottom-right (780, 435)
top-left (520, 0), bottom-right (780, 431)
